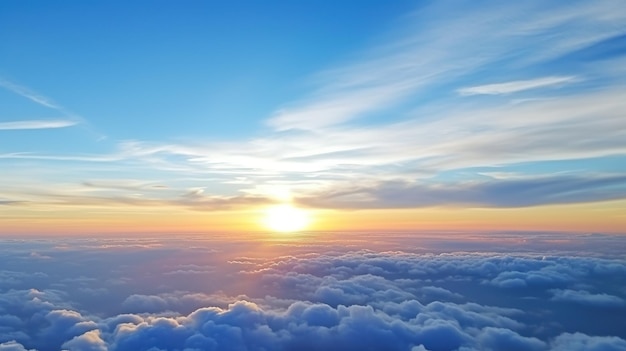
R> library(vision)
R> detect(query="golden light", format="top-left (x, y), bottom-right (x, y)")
top-left (263, 204), bottom-right (310, 232)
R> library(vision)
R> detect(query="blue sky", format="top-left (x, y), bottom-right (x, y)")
top-left (1, 0), bottom-right (626, 230)
top-left (1, 1), bottom-right (415, 138)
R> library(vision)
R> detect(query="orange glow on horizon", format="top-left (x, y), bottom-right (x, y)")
top-left (1, 200), bottom-right (625, 236)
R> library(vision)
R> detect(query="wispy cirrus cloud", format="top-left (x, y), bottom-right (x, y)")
top-left (0, 78), bottom-right (60, 109)
top-left (0, 120), bottom-right (77, 130)
top-left (0, 180), bottom-right (272, 211)
top-left (0, 78), bottom-right (87, 133)
top-left (266, 1), bottom-right (626, 131)
top-left (2, 1), bottom-right (626, 212)
top-left (109, 86), bottom-right (626, 179)
top-left (6, 84), bottom-right (624, 210)
top-left (457, 76), bottom-right (578, 96)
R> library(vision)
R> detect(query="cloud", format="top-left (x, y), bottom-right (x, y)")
top-left (297, 175), bottom-right (626, 209)
top-left (0, 200), bottom-right (23, 206)
top-left (419, 286), bottom-right (463, 300)
top-left (457, 76), bottom-right (578, 96)
top-left (98, 300), bottom-right (514, 351)
top-left (121, 292), bottom-right (237, 315)
top-left (0, 341), bottom-right (34, 351)
top-left (490, 267), bottom-right (573, 288)
top-left (0, 79), bottom-right (60, 109)
top-left (0, 271), bottom-right (48, 287)
top-left (39, 309), bottom-right (98, 348)
top-left (46, 84), bottom-right (624, 212)
top-left (61, 330), bottom-right (107, 351)
top-left (551, 332), bottom-right (626, 351)
top-left (267, 82), bottom-right (413, 131)
top-left (477, 327), bottom-right (545, 351)
top-left (0, 78), bottom-right (98, 140)
top-left (0, 235), bottom-right (626, 350)
top-left (4, 295), bottom-right (613, 351)
top-left (265, 1), bottom-right (624, 131)
top-left (0, 120), bottom-right (77, 130)
top-left (550, 289), bottom-right (626, 307)
top-left (0, 289), bottom-right (83, 349)
top-left (0, 182), bottom-right (272, 211)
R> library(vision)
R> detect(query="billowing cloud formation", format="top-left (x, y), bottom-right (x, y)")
top-left (550, 289), bottom-right (626, 307)
top-left (551, 333), bottom-right (626, 351)
top-left (0, 341), bottom-right (34, 351)
top-left (0, 234), bottom-right (625, 350)
top-left (62, 330), bottom-right (107, 351)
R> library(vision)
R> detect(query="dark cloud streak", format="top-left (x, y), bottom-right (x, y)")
top-left (298, 175), bottom-right (626, 209)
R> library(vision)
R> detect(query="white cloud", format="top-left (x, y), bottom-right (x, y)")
top-left (0, 341), bottom-right (34, 351)
top-left (0, 79), bottom-right (60, 109)
top-left (551, 333), bottom-right (626, 351)
top-left (0, 78), bottom-right (96, 138)
top-left (457, 76), bottom-right (578, 96)
top-left (550, 289), bottom-right (626, 307)
top-left (0, 120), bottom-right (77, 130)
top-left (265, 1), bottom-right (625, 131)
top-left (61, 330), bottom-right (107, 351)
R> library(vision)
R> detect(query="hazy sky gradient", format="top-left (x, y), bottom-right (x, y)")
top-left (1, 0), bottom-right (626, 234)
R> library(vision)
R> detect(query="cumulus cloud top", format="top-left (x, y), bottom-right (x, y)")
top-left (0, 234), bottom-right (625, 350)
top-left (550, 289), bottom-right (626, 307)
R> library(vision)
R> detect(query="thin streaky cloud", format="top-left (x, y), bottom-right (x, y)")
top-left (0, 152), bottom-right (119, 162)
top-left (0, 184), bottom-right (272, 211)
top-left (458, 76), bottom-right (579, 96)
top-left (0, 78), bottom-right (101, 138)
top-left (296, 174), bottom-right (626, 209)
top-left (0, 78), bottom-right (60, 109)
top-left (0, 200), bottom-right (23, 206)
top-left (0, 119), bottom-right (78, 130)
top-left (265, 1), bottom-right (624, 131)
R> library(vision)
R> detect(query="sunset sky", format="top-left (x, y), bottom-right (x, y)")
top-left (2, 2), bottom-right (626, 351)
top-left (2, 0), bottom-right (626, 235)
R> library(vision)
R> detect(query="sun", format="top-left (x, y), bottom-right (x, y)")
top-left (263, 204), bottom-right (310, 232)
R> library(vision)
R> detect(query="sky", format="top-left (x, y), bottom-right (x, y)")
top-left (2, 2), bottom-right (626, 350)
top-left (2, 0), bottom-right (626, 235)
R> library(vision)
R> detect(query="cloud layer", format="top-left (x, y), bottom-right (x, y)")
top-left (0, 233), bottom-right (624, 350)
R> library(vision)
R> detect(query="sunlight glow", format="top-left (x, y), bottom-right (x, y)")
top-left (263, 205), bottom-right (310, 232)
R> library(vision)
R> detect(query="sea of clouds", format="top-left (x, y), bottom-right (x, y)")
top-left (0, 232), bottom-right (625, 351)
